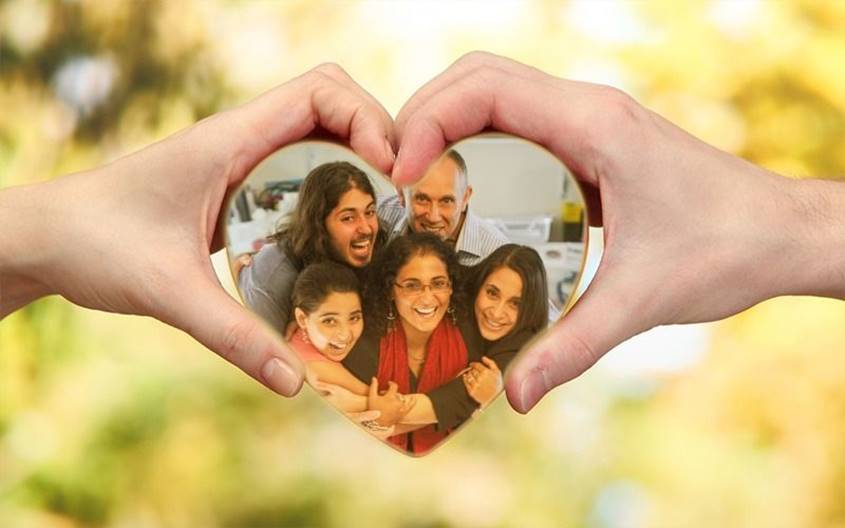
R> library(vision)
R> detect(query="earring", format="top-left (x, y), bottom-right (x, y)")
top-left (302, 331), bottom-right (311, 345)
top-left (387, 304), bottom-right (396, 331)
top-left (447, 304), bottom-right (457, 325)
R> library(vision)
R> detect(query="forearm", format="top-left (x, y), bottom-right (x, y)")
top-left (337, 393), bottom-right (367, 413)
top-left (0, 182), bottom-right (57, 317)
top-left (398, 394), bottom-right (437, 426)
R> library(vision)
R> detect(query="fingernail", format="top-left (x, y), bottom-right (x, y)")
top-left (261, 358), bottom-right (300, 397)
top-left (517, 366), bottom-right (549, 413)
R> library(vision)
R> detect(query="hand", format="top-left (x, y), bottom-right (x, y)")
top-left (231, 253), bottom-right (254, 283)
top-left (462, 357), bottom-right (503, 407)
top-left (346, 409), bottom-right (396, 440)
top-left (367, 377), bottom-right (415, 427)
top-left (0, 63), bottom-right (396, 398)
top-left (393, 51), bottom-right (845, 412)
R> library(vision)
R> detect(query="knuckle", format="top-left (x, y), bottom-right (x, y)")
top-left (458, 50), bottom-right (495, 67)
top-left (219, 318), bottom-right (259, 364)
top-left (594, 85), bottom-right (646, 135)
top-left (313, 62), bottom-right (348, 78)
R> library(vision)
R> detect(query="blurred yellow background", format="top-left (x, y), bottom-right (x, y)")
top-left (2, 1), bottom-right (845, 527)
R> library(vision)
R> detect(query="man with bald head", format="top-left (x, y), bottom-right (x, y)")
top-left (378, 149), bottom-right (509, 265)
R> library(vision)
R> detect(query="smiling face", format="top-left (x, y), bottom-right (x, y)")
top-left (475, 266), bottom-right (523, 341)
top-left (325, 187), bottom-right (378, 267)
top-left (406, 156), bottom-right (472, 241)
top-left (295, 291), bottom-right (363, 361)
top-left (392, 252), bottom-right (452, 337)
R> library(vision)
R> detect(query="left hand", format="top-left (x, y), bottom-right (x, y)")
top-left (2, 63), bottom-right (396, 397)
top-left (462, 356), bottom-right (503, 407)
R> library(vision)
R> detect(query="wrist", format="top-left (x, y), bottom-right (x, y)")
top-left (765, 176), bottom-right (845, 300)
top-left (0, 182), bottom-right (58, 316)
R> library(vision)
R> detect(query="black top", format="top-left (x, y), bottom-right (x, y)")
top-left (342, 316), bottom-right (534, 430)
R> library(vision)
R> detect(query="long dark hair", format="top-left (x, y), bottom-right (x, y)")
top-left (270, 161), bottom-right (384, 268)
top-left (468, 244), bottom-right (548, 338)
top-left (292, 262), bottom-right (361, 315)
top-left (365, 233), bottom-right (465, 337)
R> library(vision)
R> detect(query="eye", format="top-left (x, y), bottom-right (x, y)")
top-left (350, 313), bottom-right (362, 323)
top-left (321, 317), bottom-right (337, 326)
top-left (414, 195), bottom-right (430, 204)
top-left (432, 278), bottom-right (450, 290)
top-left (402, 280), bottom-right (422, 293)
top-left (440, 197), bottom-right (455, 206)
top-left (365, 208), bottom-right (375, 218)
top-left (508, 299), bottom-right (521, 310)
top-left (485, 286), bottom-right (499, 299)
top-left (340, 215), bottom-right (354, 223)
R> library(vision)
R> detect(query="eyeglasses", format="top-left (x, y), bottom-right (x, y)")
top-left (393, 278), bottom-right (452, 296)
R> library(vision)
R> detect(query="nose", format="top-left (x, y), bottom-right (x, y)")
top-left (428, 202), bottom-right (443, 222)
top-left (489, 301), bottom-right (507, 321)
top-left (355, 215), bottom-right (372, 235)
top-left (419, 287), bottom-right (436, 302)
top-left (335, 323), bottom-right (352, 341)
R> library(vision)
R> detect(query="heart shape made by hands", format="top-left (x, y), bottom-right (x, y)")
top-left (225, 135), bottom-right (589, 456)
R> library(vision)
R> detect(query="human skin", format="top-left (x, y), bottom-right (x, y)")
top-left (325, 187), bottom-right (379, 267)
top-left (294, 292), bottom-right (363, 361)
top-left (475, 266), bottom-right (523, 341)
top-left (0, 63), bottom-right (396, 397)
top-left (392, 51), bottom-right (845, 413)
top-left (392, 254), bottom-right (452, 347)
top-left (404, 156), bottom-right (472, 240)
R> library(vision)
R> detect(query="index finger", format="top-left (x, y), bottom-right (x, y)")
top-left (392, 57), bottom-right (643, 196)
top-left (395, 51), bottom-right (551, 139)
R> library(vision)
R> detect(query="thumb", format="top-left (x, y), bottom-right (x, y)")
top-left (166, 275), bottom-right (305, 396)
top-left (369, 377), bottom-right (379, 399)
top-left (504, 267), bottom-right (652, 413)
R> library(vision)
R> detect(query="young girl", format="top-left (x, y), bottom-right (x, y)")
top-left (291, 261), bottom-right (413, 428)
top-left (290, 261), bottom-right (370, 395)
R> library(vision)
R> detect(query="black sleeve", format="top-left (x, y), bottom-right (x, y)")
top-left (426, 317), bottom-right (484, 431)
top-left (428, 327), bottom-right (535, 431)
top-left (427, 377), bottom-right (479, 431)
top-left (342, 330), bottom-right (380, 383)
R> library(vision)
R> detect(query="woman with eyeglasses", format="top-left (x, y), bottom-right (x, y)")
top-left (335, 232), bottom-right (470, 455)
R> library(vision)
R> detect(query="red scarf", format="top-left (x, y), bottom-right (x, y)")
top-left (376, 318), bottom-right (467, 454)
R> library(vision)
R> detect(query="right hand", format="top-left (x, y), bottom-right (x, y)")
top-left (367, 378), bottom-right (415, 427)
top-left (393, 51), bottom-right (816, 412)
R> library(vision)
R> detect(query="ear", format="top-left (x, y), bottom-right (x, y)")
top-left (294, 307), bottom-right (308, 330)
top-left (461, 185), bottom-right (473, 211)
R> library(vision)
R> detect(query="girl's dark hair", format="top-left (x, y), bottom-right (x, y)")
top-left (365, 232), bottom-right (465, 337)
top-left (270, 161), bottom-right (384, 268)
top-left (468, 244), bottom-right (548, 338)
top-left (292, 262), bottom-right (361, 315)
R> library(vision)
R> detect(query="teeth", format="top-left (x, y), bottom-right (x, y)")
top-left (415, 306), bottom-right (436, 316)
top-left (351, 240), bottom-right (370, 249)
top-left (484, 317), bottom-right (504, 329)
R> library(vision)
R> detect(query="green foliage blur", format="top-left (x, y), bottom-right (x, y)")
top-left (1, 1), bottom-right (844, 527)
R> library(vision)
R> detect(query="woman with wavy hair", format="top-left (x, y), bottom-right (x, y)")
top-left (340, 232), bottom-right (470, 455)
top-left (238, 161), bottom-right (385, 332)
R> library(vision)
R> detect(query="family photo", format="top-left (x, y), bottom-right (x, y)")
top-left (226, 139), bottom-right (588, 455)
